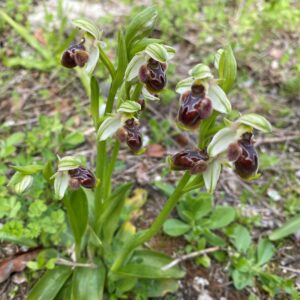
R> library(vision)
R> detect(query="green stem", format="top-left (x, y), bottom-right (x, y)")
top-left (198, 111), bottom-right (218, 148)
top-left (131, 83), bottom-right (143, 102)
top-left (95, 141), bottom-right (106, 215)
top-left (105, 79), bottom-right (120, 115)
top-left (102, 141), bottom-right (120, 201)
top-left (111, 172), bottom-right (191, 271)
top-left (99, 46), bottom-right (115, 79)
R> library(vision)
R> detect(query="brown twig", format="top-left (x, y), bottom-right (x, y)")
top-left (56, 258), bottom-right (97, 269)
top-left (161, 247), bottom-right (220, 271)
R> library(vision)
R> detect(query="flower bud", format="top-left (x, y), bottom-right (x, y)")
top-left (68, 167), bottom-right (96, 189)
top-left (61, 42), bottom-right (89, 69)
top-left (171, 149), bottom-right (209, 174)
top-left (234, 133), bottom-right (258, 180)
top-left (138, 99), bottom-right (146, 111)
top-left (124, 119), bottom-right (143, 152)
top-left (139, 58), bottom-right (167, 93)
top-left (178, 85), bottom-right (212, 129)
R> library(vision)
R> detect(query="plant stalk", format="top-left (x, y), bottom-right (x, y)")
top-left (99, 46), bottom-right (115, 79)
top-left (102, 140), bottom-right (120, 201)
top-left (111, 171), bottom-right (191, 271)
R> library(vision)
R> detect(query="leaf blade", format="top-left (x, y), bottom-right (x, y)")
top-left (27, 266), bottom-right (72, 300)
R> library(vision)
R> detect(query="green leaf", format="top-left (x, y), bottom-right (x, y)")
top-left (71, 260), bottom-right (105, 300)
top-left (175, 77), bottom-right (194, 94)
top-left (0, 231), bottom-right (37, 247)
top-left (137, 279), bottom-right (179, 298)
top-left (43, 161), bottom-right (54, 181)
top-left (116, 250), bottom-right (185, 279)
top-left (88, 225), bottom-right (103, 249)
top-left (208, 206), bottom-right (235, 229)
top-left (27, 266), bottom-right (72, 300)
top-left (130, 38), bottom-right (162, 58)
top-left (269, 214), bottom-right (300, 241)
top-left (64, 189), bottom-right (88, 252)
top-left (72, 18), bottom-right (102, 40)
top-left (145, 43), bottom-right (169, 63)
top-left (182, 175), bottom-right (204, 193)
top-left (189, 64), bottom-right (213, 80)
top-left (54, 279), bottom-right (72, 300)
top-left (231, 269), bottom-right (254, 290)
top-left (114, 277), bottom-right (137, 296)
top-left (163, 219), bottom-right (191, 237)
top-left (6, 132), bottom-right (25, 146)
top-left (257, 239), bottom-right (274, 266)
top-left (0, 10), bottom-right (51, 60)
top-left (177, 193), bottom-right (212, 222)
top-left (125, 7), bottom-right (158, 47)
top-left (207, 83), bottom-right (232, 114)
top-left (3, 57), bottom-right (54, 70)
top-left (101, 183), bottom-right (133, 243)
top-left (203, 160), bottom-right (222, 193)
top-left (230, 225), bottom-right (251, 252)
top-left (118, 100), bottom-right (141, 113)
top-left (204, 230), bottom-right (226, 246)
top-left (237, 113), bottom-right (272, 133)
top-left (105, 30), bottom-right (128, 114)
top-left (63, 132), bottom-right (85, 147)
top-left (97, 116), bottom-right (122, 141)
top-left (218, 45), bottom-right (237, 93)
top-left (214, 49), bottom-right (224, 70)
top-left (153, 181), bottom-right (174, 196)
top-left (207, 127), bottom-right (237, 157)
top-left (84, 189), bottom-right (96, 225)
top-left (90, 76), bottom-right (100, 126)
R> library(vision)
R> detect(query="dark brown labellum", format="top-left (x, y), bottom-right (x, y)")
top-left (116, 127), bottom-right (128, 143)
top-left (61, 43), bottom-right (89, 69)
top-left (234, 133), bottom-right (258, 179)
top-left (69, 178), bottom-right (81, 190)
top-left (171, 149), bottom-right (209, 174)
top-left (139, 58), bottom-right (167, 93)
top-left (68, 167), bottom-right (96, 189)
top-left (190, 160), bottom-right (208, 174)
top-left (191, 84), bottom-right (206, 97)
top-left (124, 118), bottom-right (143, 152)
top-left (227, 142), bottom-right (243, 162)
top-left (178, 87), bottom-right (212, 129)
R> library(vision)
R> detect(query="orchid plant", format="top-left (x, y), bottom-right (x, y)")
top-left (7, 7), bottom-right (272, 299)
